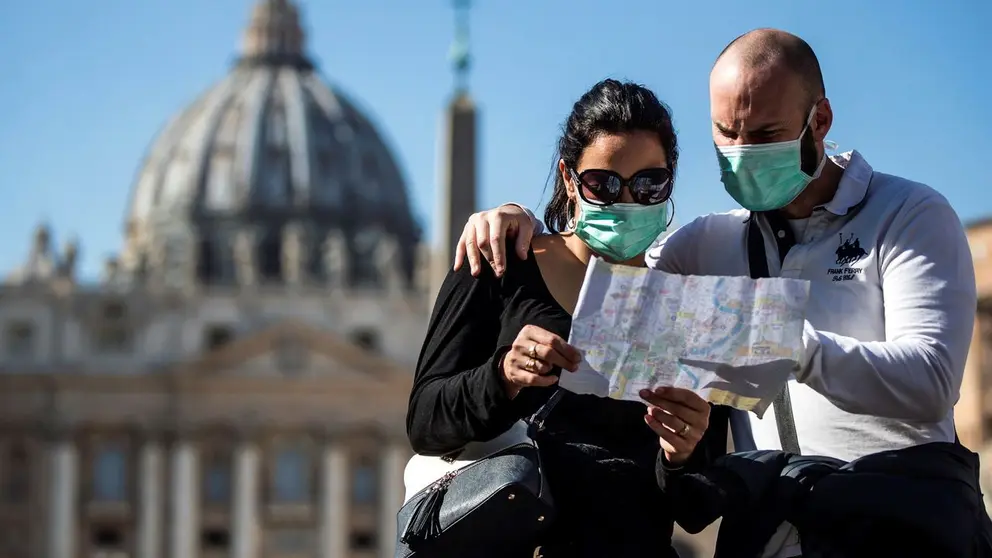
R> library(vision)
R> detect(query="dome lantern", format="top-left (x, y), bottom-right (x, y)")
top-left (240, 0), bottom-right (311, 69)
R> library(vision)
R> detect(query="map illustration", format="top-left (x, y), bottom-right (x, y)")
top-left (560, 258), bottom-right (811, 417)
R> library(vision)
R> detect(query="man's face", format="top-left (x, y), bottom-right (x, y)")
top-left (709, 59), bottom-right (819, 148)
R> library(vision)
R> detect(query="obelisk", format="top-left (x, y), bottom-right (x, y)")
top-left (431, 0), bottom-right (478, 308)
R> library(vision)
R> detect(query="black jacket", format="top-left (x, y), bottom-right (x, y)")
top-left (658, 441), bottom-right (992, 558)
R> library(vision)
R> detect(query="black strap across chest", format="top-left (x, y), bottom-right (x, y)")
top-left (746, 212), bottom-right (801, 455)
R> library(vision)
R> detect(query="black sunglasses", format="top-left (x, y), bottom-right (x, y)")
top-left (569, 167), bottom-right (673, 206)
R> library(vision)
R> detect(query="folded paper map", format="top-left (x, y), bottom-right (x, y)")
top-left (561, 257), bottom-right (811, 417)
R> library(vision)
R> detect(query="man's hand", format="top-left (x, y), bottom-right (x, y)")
top-left (453, 204), bottom-right (535, 277)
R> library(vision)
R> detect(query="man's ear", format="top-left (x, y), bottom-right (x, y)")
top-left (813, 98), bottom-right (833, 142)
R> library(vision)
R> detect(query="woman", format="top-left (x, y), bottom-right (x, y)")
top-left (407, 79), bottom-right (729, 557)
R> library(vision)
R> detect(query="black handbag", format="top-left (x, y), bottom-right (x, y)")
top-left (394, 389), bottom-right (565, 557)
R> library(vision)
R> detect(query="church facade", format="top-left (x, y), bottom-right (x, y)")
top-left (0, 2), bottom-right (439, 558)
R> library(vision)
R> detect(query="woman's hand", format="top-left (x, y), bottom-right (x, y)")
top-left (500, 325), bottom-right (582, 398)
top-left (639, 387), bottom-right (711, 465)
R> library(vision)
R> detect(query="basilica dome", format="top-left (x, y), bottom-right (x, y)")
top-left (120, 0), bottom-right (420, 289)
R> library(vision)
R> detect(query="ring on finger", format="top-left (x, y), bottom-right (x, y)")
top-left (525, 358), bottom-right (537, 372)
top-left (678, 423), bottom-right (691, 438)
top-left (529, 344), bottom-right (538, 359)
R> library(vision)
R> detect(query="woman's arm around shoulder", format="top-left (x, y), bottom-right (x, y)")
top-left (406, 260), bottom-right (521, 456)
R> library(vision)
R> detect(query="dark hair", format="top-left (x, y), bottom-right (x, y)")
top-left (543, 79), bottom-right (679, 233)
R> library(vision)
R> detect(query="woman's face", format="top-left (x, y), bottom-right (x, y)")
top-left (559, 130), bottom-right (669, 221)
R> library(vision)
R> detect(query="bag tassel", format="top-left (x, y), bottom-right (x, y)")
top-left (401, 471), bottom-right (456, 546)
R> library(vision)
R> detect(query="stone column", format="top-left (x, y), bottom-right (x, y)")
top-left (47, 434), bottom-right (77, 558)
top-left (137, 440), bottom-right (164, 558)
top-left (319, 441), bottom-right (348, 558)
top-left (169, 438), bottom-right (199, 558)
top-left (378, 443), bottom-right (407, 558)
top-left (231, 441), bottom-right (260, 558)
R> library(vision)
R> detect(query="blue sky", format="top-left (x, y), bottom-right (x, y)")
top-left (1, 0), bottom-right (989, 279)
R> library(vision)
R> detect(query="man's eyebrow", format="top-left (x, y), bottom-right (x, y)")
top-left (747, 123), bottom-right (783, 134)
top-left (713, 121), bottom-right (735, 133)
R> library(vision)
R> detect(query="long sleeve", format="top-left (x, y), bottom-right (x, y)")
top-left (797, 196), bottom-right (977, 422)
top-left (406, 263), bottom-right (521, 455)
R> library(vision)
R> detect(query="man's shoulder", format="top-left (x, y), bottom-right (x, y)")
top-left (868, 172), bottom-right (953, 214)
top-left (647, 209), bottom-right (749, 273)
top-left (861, 171), bottom-right (968, 259)
top-left (667, 209), bottom-right (750, 241)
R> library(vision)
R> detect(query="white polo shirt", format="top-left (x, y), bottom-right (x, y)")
top-left (524, 150), bottom-right (977, 556)
top-left (649, 150), bottom-right (975, 462)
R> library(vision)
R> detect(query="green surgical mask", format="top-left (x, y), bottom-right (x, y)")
top-left (715, 105), bottom-right (827, 212)
top-left (572, 199), bottom-right (669, 262)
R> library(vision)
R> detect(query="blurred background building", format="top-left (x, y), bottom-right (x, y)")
top-left (0, 1), bottom-right (478, 557)
top-left (958, 219), bottom-right (992, 504)
top-left (0, 1), bottom-right (987, 558)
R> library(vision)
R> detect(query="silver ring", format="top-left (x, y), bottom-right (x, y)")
top-left (529, 344), bottom-right (538, 359)
top-left (678, 423), bottom-right (691, 438)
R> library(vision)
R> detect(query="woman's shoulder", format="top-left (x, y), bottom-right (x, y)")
top-left (439, 239), bottom-right (539, 295)
top-left (530, 233), bottom-right (567, 254)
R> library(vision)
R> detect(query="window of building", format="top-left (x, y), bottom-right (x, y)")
top-left (204, 325), bottom-right (234, 351)
top-left (1, 442), bottom-right (29, 503)
top-left (350, 329), bottom-right (380, 353)
top-left (201, 527), bottom-right (230, 551)
top-left (92, 445), bottom-right (127, 502)
top-left (197, 237), bottom-right (218, 283)
top-left (3, 321), bottom-right (34, 358)
top-left (95, 301), bottom-right (131, 353)
top-left (90, 524), bottom-right (128, 558)
top-left (201, 452), bottom-right (231, 505)
top-left (351, 456), bottom-right (378, 506)
top-left (271, 446), bottom-right (310, 503)
top-left (350, 531), bottom-right (376, 551)
top-left (258, 231), bottom-right (282, 281)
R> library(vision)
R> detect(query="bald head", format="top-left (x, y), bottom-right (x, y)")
top-left (714, 28), bottom-right (825, 106)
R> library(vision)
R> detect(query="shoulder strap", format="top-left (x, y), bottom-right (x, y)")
top-left (526, 388), bottom-right (565, 438)
top-left (747, 214), bottom-right (802, 456)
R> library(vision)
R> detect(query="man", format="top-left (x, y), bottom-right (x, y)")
top-left (452, 28), bottom-right (977, 556)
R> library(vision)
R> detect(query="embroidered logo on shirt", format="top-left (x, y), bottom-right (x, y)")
top-left (829, 233), bottom-right (868, 282)
top-left (835, 233), bottom-right (867, 265)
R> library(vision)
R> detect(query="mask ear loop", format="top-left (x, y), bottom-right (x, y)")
top-left (666, 198), bottom-right (676, 228)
